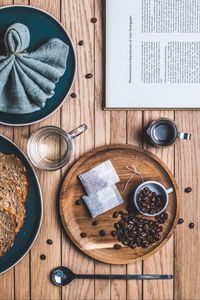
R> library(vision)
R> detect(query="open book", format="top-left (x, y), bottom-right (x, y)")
top-left (105, 0), bottom-right (200, 109)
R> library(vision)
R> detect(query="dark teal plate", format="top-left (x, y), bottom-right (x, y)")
top-left (0, 5), bottom-right (76, 126)
top-left (0, 134), bottom-right (43, 274)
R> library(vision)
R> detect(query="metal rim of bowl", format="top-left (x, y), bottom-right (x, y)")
top-left (0, 5), bottom-right (77, 127)
top-left (133, 180), bottom-right (169, 217)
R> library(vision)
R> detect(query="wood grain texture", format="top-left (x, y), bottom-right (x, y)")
top-left (61, 1), bottom-right (95, 299)
top-left (127, 111), bottom-right (143, 300)
top-left (0, 1), bottom-right (199, 299)
top-left (94, 0), bottom-right (111, 299)
top-left (110, 112), bottom-right (127, 300)
top-left (174, 111), bottom-right (200, 300)
top-left (29, 1), bottom-right (62, 300)
top-left (0, 1), bottom-right (14, 299)
top-left (143, 111), bottom-right (174, 300)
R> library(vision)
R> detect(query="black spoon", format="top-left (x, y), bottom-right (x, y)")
top-left (51, 266), bottom-right (173, 286)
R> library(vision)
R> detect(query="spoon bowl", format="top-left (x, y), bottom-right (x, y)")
top-left (51, 267), bottom-right (76, 286)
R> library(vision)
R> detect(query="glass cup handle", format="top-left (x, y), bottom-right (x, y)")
top-left (178, 132), bottom-right (191, 140)
top-left (68, 123), bottom-right (88, 139)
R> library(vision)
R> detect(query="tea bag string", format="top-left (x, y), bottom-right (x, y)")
top-left (121, 165), bottom-right (147, 194)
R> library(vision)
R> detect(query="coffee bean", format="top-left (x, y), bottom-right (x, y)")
top-left (141, 241), bottom-right (149, 248)
top-left (185, 187), bottom-right (192, 193)
top-left (78, 40), bottom-right (84, 46)
top-left (113, 211), bottom-right (119, 218)
top-left (85, 73), bottom-right (93, 79)
top-left (178, 218), bottom-right (184, 225)
top-left (111, 230), bottom-right (117, 237)
top-left (70, 92), bottom-right (77, 98)
top-left (99, 230), bottom-right (106, 236)
top-left (91, 17), bottom-right (97, 23)
top-left (75, 199), bottom-right (81, 206)
top-left (92, 220), bottom-right (98, 226)
top-left (130, 242), bottom-right (137, 249)
top-left (119, 210), bottom-right (125, 215)
top-left (80, 232), bottom-right (87, 238)
top-left (114, 243), bottom-right (122, 250)
top-left (40, 254), bottom-right (46, 260)
top-left (47, 239), bottom-right (53, 245)
top-left (189, 222), bottom-right (194, 229)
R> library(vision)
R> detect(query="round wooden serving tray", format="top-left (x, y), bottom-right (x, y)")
top-left (60, 145), bottom-right (180, 264)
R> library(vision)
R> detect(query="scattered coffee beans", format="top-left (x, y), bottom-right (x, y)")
top-left (113, 211), bottom-right (119, 218)
top-left (113, 243), bottom-right (122, 250)
top-left (78, 40), bottom-right (84, 46)
top-left (99, 230), bottom-right (106, 236)
top-left (189, 222), bottom-right (194, 229)
top-left (75, 199), bottom-right (81, 206)
top-left (91, 17), bottom-right (97, 23)
top-left (80, 232), bottom-right (87, 238)
top-left (70, 92), bottom-right (77, 98)
top-left (92, 220), bottom-right (98, 226)
top-left (85, 73), bottom-right (93, 79)
top-left (47, 239), bottom-right (53, 245)
top-left (138, 187), bottom-right (165, 214)
top-left (178, 218), bottom-right (184, 225)
top-left (185, 187), bottom-right (192, 193)
top-left (40, 254), bottom-right (46, 260)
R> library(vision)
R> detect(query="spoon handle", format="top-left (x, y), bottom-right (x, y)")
top-left (76, 274), bottom-right (173, 280)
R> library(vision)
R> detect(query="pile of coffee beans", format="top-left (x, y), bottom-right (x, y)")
top-left (111, 208), bottom-right (168, 249)
top-left (137, 187), bottom-right (165, 214)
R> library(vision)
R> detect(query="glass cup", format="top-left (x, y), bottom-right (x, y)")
top-left (27, 124), bottom-right (87, 171)
top-left (146, 118), bottom-right (191, 147)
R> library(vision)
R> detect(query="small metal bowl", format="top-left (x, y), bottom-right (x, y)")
top-left (133, 181), bottom-right (173, 217)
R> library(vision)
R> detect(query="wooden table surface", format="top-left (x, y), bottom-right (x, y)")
top-left (0, 0), bottom-right (199, 299)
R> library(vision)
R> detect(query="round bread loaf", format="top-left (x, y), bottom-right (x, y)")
top-left (0, 153), bottom-right (28, 202)
top-left (0, 207), bottom-right (16, 257)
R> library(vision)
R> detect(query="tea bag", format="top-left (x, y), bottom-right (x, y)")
top-left (82, 185), bottom-right (123, 218)
top-left (79, 160), bottom-right (119, 195)
top-left (79, 160), bottom-right (123, 218)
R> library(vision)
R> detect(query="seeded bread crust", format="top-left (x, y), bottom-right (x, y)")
top-left (0, 153), bottom-right (28, 203)
top-left (0, 153), bottom-right (29, 257)
top-left (0, 207), bottom-right (16, 257)
top-left (0, 179), bottom-right (26, 232)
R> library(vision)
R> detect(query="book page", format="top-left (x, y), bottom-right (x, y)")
top-left (106, 0), bottom-right (200, 108)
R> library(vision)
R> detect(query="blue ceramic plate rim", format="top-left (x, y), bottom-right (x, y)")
top-left (0, 134), bottom-right (43, 274)
top-left (0, 5), bottom-right (76, 127)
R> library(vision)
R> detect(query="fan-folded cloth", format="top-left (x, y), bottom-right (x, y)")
top-left (0, 23), bottom-right (69, 114)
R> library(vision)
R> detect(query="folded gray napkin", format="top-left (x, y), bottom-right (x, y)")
top-left (0, 23), bottom-right (69, 114)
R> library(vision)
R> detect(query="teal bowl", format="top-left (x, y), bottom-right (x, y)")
top-left (0, 5), bottom-right (76, 126)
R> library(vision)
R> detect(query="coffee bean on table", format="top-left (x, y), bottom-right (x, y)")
top-left (70, 92), bottom-right (77, 98)
top-left (78, 40), bottom-right (84, 46)
top-left (85, 73), bottom-right (93, 79)
top-left (189, 222), bottom-right (194, 229)
top-left (91, 17), bottom-right (97, 23)
top-left (92, 220), bottom-right (98, 226)
top-left (80, 232), bottom-right (87, 238)
top-left (185, 187), bottom-right (192, 193)
top-left (40, 254), bottom-right (46, 260)
top-left (47, 239), bottom-right (53, 245)
top-left (99, 230), bottom-right (106, 236)
top-left (113, 244), bottom-right (122, 250)
top-left (178, 218), bottom-right (184, 224)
